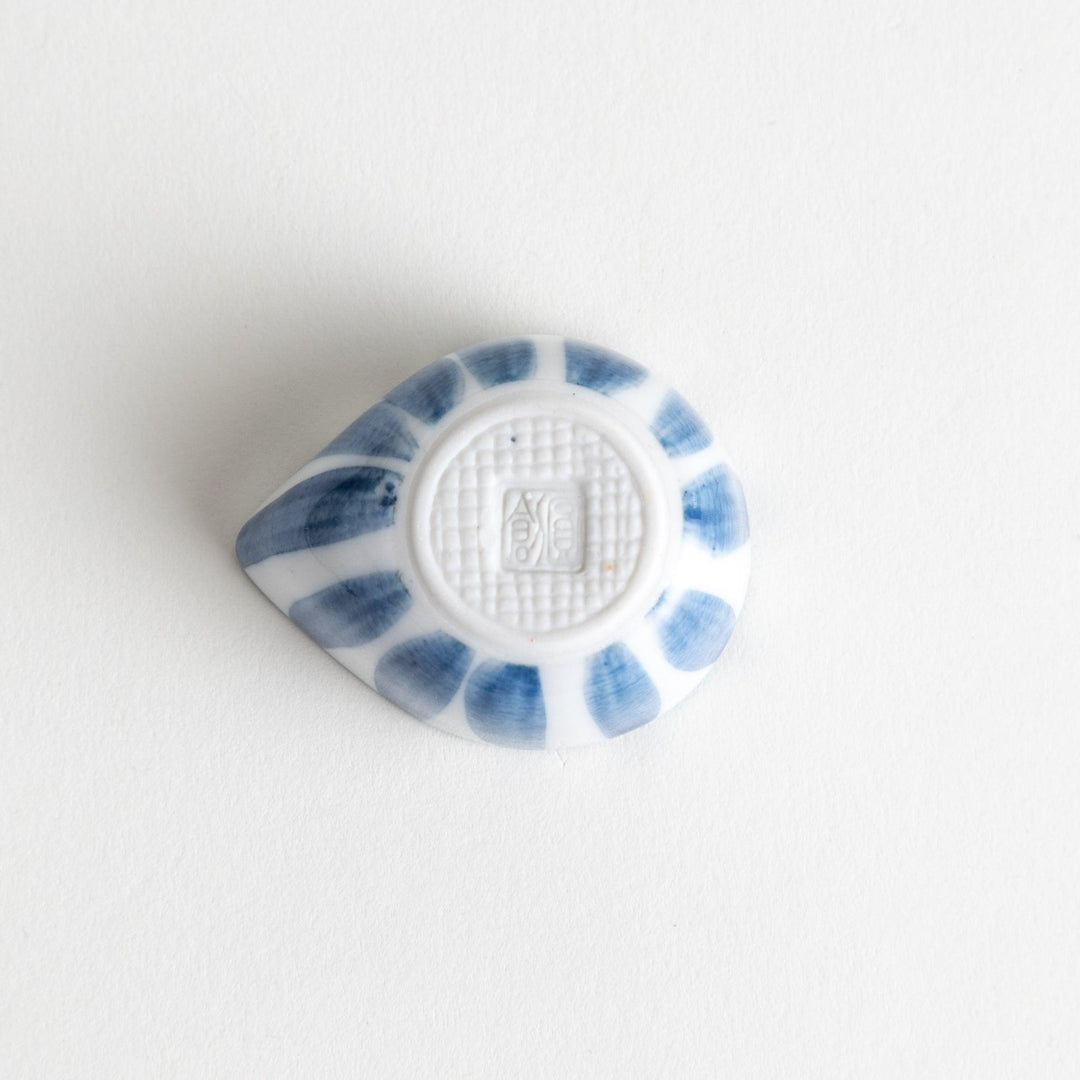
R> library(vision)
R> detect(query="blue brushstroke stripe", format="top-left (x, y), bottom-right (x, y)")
top-left (459, 339), bottom-right (537, 387)
top-left (584, 643), bottom-right (661, 737)
top-left (317, 402), bottom-right (419, 461)
top-left (464, 663), bottom-right (546, 748)
top-left (656, 590), bottom-right (736, 671)
top-left (652, 390), bottom-right (713, 457)
top-left (682, 465), bottom-right (749, 553)
top-left (374, 632), bottom-right (474, 721)
top-left (288, 571), bottom-right (411, 649)
top-left (564, 341), bottom-right (647, 395)
top-left (236, 466), bottom-right (401, 567)
top-left (384, 357), bottom-right (464, 424)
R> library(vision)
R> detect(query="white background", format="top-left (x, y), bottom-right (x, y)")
top-left (2, 2), bottom-right (1078, 1076)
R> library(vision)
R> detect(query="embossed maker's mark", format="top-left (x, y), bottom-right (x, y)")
top-left (428, 414), bottom-right (644, 632)
top-left (501, 487), bottom-right (584, 572)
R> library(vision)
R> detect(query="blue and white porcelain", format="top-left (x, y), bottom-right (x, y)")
top-left (237, 336), bottom-right (750, 748)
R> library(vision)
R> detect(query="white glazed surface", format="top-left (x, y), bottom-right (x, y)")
top-left (237, 335), bottom-right (750, 748)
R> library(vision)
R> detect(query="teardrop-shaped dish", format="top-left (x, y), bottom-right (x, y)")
top-left (237, 336), bottom-right (749, 748)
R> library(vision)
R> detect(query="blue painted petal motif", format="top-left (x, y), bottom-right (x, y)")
top-left (682, 465), bottom-right (749, 553)
top-left (236, 466), bottom-right (401, 567)
top-left (652, 390), bottom-right (713, 457)
top-left (384, 357), bottom-right (464, 425)
top-left (656, 590), bottom-right (736, 671)
top-left (288, 572), bottom-right (411, 649)
top-left (459, 339), bottom-right (537, 387)
top-left (374, 632), bottom-right (474, 721)
top-left (584, 643), bottom-right (661, 737)
top-left (317, 402), bottom-right (419, 461)
top-left (464, 663), bottom-right (546, 747)
top-left (564, 341), bottom-right (646, 394)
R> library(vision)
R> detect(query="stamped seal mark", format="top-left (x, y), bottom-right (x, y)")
top-left (501, 486), bottom-right (584, 572)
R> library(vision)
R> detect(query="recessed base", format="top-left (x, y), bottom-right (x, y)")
top-left (403, 386), bottom-right (680, 662)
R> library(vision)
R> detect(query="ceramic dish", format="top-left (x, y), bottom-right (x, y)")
top-left (237, 336), bottom-right (749, 748)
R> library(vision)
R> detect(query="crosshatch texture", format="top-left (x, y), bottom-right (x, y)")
top-left (429, 415), bottom-right (644, 632)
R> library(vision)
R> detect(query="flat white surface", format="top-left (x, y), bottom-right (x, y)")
top-left (1, 2), bottom-right (1078, 1076)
